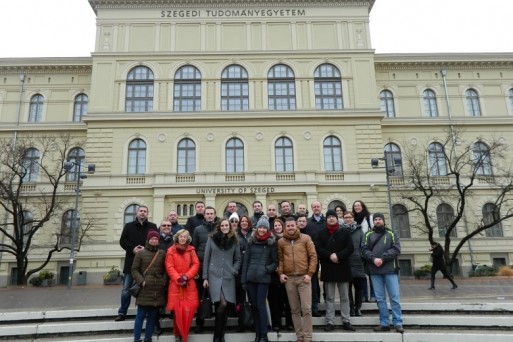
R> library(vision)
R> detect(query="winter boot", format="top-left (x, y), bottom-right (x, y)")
top-left (428, 277), bottom-right (435, 290)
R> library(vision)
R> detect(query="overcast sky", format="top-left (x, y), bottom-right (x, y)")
top-left (0, 0), bottom-right (511, 58)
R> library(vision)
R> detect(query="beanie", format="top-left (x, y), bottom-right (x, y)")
top-left (373, 213), bottom-right (385, 223)
top-left (256, 215), bottom-right (270, 230)
top-left (325, 209), bottom-right (337, 218)
top-left (229, 212), bottom-right (240, 221)
top-left (147, 230), bottom-right (160, 241)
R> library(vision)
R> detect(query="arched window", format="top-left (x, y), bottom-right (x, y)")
top-left (423, 89), bottom-right (438, 117)
top-left (221, 65), bottom-right (249, 111)
top-left (22, 148), bottom-right (40, 182)
top-left (73, 94), bottom-right (88, 122)
top-left (124, 204), bottom-right (139, 226)
top-left (482, 203), bottom-right (502, 237)
top-left (268, 64), bottom-right (296, 110)
top-left (323, 136), bottom-right (343, 172)
top-left (473, 141), bottom-right (492, 176)
top-left (328, 200), bottom-right (346, 211)
top-left (275, 137), bottom-right (294, 172)
top-left (177, 138), bottom-right (196, 173)
top-left (384, 143), bottom-right (403, 176)
top-left (127, 139), bottom-right (146, 175)
top-left (125, 66), bottom-right (154, 112)
top-left (466, 89), bottom-right (481, 117)
top-left (436, 203), bottom-right (457, 238)
top-left (392, 204), bottom-right (410, 238)
top-left (66, 148), bottom-right (85, 182)
top-left (174, 65), bottom-right (201, 112)
top-left (29, 94), bottom-right (44, 122)
top-left (428, 142), bottom-right (447, 176)
top-left (314, 64), bottom-right (343, 110)
top-left (223, 202), bottom-right (249, 218)
top-left (60, 209), bottom-right (79, 245)
top-left (380, 90), bottom-right (395, 118)
top-left (226, 138), bottom-right (244, 173)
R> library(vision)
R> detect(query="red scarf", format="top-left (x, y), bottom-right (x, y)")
top-left (256, 231), bottom-right (272, 241)
top-left (326, 223), bottom-right (339, 235)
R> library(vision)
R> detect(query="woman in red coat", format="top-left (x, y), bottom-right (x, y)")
top-left (166, 229), bottom-right (200, 342)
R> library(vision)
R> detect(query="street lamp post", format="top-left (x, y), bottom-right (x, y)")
top-left (371, 154), bottom-right (401, 232)
top-left (63, 161), bottom-right (95, 289)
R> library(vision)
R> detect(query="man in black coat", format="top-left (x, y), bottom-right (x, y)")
top-left (429, 242), bottom-right (457, 290)
top-left (315, 209), bottom-right (355, 331)
top-left (115, 205), bottom-right (158, 322)
top-left (184, 201), bottom-right (205, 234)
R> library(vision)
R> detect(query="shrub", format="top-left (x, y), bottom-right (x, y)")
top-left (469, 264), bottom-right (497, 277)
top-left (29, 277), bottom-right (42, 287)
top-left (414, 264), bottom-right (432, 278)
top-left (103, 265), bottom-right (121, 281)
top-left (496, 265), bottom-right (513, 276)
top-left (39, 270), bottom-right (54, 280)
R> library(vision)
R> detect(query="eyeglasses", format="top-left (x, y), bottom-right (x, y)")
top-left (161, 224), bottom-right (171, 227)
top-left (230, 220), bottom-right (239, 223)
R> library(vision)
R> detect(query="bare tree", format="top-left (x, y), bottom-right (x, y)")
top-left (0, 133), bottom-right (97, 285)
top-left (398, 128), bottom-right (513, 269)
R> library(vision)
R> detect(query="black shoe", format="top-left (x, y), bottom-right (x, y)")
top-left (428, 286), bottom-right (435, 290)
top-left (324, 324), bottom-right (335, 331)
top-left (312, 310), bottom-right (321, 317)
top-left (350, 308), bottom-right (355, 317)
top-left (373, 325), bottom-right (390, 332)
top-left (394, 325), bottom-right (404, 333)
top-left (451, 284), bottom-right (458, 289)
top-left (114, 314), bottom-right (125, 322)
top-left (194, 325), bottom-right (204, 333)
top-left (355, 308), bottom-right (362, 316)
top-left (342, 322), bottom-right (355, 331)
top-left (286, 324), bottom-right (294, 331)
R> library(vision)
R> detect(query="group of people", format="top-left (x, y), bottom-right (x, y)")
top-left (115, 199), bottom-right (408, 342)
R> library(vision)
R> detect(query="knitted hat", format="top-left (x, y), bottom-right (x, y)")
top-left (147, 230), bottom-right (160, 241)
top-left (229, 212), bottom-right (240, 221)
top-left (373, 213), bottom-right (385, 223)
top-left (325, 209), bottom-right (337, 218)
top-left (256, 215), bottom-right (270, 230)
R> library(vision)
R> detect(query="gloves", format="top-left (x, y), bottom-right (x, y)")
top-left (177, 275), bottom-right (188, 287)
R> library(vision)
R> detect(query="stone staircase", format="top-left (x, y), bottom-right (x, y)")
top-left (1, 302), bottom-right (513, 342)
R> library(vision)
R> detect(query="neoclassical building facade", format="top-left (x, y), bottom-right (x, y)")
top-left (1, 0), bottom-right (512, 285)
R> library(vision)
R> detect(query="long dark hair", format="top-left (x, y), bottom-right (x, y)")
top-left (352, 200), bottom-right (371, 224)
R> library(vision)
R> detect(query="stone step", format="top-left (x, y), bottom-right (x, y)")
top-left (1, 302), bottom-right (512, 340)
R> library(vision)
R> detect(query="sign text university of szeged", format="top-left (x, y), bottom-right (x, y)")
top-left (161, 9), bottom-right (307, 18)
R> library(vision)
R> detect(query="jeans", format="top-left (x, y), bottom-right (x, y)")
top-left (324, 282), bottom-right (350, 324)
top-left (285, 275), bottom-right (312, 342)
top-left (246, 282), bottom-right (270, 335)
top-left (118, 272), bottom-right (133, 316)
top-left (370, 273), bottom-right (403, 327)
top-left (133, 305), bottom-right (159, 341)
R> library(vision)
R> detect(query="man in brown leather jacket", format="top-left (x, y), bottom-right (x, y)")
top-left (277, 217), bottom-right (318, 342)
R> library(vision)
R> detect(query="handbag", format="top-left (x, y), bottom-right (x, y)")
top-left (239, 293), bottom-right (253, 328)
top-left (129, 251), bottom-right (160, 298)
top-left (129, 282), bottom-right (141, 297)
top-left (197, 290), bottom-right (213, 319)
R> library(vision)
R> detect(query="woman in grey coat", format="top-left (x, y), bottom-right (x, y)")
top-left (203, 218), bottom-right (241, 342)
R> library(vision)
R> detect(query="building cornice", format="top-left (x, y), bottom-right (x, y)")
top-left (88, 0), bottom-right (375, 13)
top-left (0, 58), bottom-right (92, 75)
top-left (375, 53), bottom-right (513, 71)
